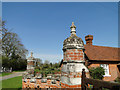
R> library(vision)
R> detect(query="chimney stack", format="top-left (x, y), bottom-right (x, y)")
top-left (85, 35), bottom-right (93, 45)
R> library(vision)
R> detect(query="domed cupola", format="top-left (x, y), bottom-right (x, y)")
top-left (28, 52), bottom-right (35, 60)
top-left (61, 22), bottom-right (89, 87)
top-left (63, 22), bottom-right (84, 50)
top-left (27, 52), bottom-right (36, 71)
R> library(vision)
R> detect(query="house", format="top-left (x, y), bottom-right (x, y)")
top-left (60, 22), bottom-right (120, 85)
top-left (84, 35), bottom-right (120, 81)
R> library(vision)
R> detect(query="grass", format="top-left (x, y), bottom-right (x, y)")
top-left (0, 76), bottom-right (22, 89)
top-left (0, 72), bottom-right (12, 77)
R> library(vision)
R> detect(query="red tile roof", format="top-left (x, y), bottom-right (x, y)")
top-left (84, 45), bottom-right (120, 61)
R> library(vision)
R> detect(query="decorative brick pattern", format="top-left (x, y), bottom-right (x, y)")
top-left (22, 79), bottom-right (61, 88)
top-left (61, 82), bottom-right (81, 88)
top-left (27, 61), bottom-right (34, 65)
top-left (63, 49), bottom-right (84, 62)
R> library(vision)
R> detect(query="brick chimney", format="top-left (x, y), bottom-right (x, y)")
top-left (85, 35), bottom-right (93, 45)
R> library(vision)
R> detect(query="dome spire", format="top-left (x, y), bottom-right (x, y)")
top-left (31, 52), bottom-right (33, 57)
top-left (70, 22), bottom-right (76, 35)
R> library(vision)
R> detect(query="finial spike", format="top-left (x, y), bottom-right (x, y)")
top-left (31, 52), bottom-right (33, 57)
top-left (72, 22), bottom-right (74, 26)
top-left (70, 22), bottom-right (76, 35)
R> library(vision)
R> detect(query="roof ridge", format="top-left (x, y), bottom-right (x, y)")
top-left (84, 44), bottom-right (119, 49)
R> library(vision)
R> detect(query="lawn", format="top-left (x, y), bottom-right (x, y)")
top-left (0, 76), bottom-right (22, 89)
top-left (0, 72), bottom-right (12, 77)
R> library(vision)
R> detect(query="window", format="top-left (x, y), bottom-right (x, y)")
top-left (100, 64), bottom-right (110, 76)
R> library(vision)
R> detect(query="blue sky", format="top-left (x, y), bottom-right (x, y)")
top-left (2, 2), bottom-right (118, 63)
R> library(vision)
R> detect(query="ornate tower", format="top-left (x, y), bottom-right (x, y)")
top-left (61, 22), bottom-right (89, 88)
top-left (27, 52), bottom-right (36, 71)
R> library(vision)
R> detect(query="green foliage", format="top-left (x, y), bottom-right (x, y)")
top-left (2, 56), bottom-right (27, 71)
top-left (114, 77), bottom-right (120, 83)
top-left (89, 67), bottom-right (105, 80)
top-left (34, 69), bottom-right (40, 73)
top-left (2, 56), bottom-right (10, 68)
top-left (1, 21), bottom-right (28, 71)
top-left (34, 61), bottom-right (60, 77)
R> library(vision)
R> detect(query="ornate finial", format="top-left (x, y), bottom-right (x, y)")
top-left (31, 52), bottom-right (33, 57)
top-left (72, 22), bottom-right (74, 25)
top-left (70, 22), bottom-right (76, 35)
top-left (70, 22), bottom-right (76, 29)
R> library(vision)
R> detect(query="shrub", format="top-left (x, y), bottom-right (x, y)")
top-left (34, 69), bottom-right (40, 74)
top-left (89, 67), bottom-right (105, 80)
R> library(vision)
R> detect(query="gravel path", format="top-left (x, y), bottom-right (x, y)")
top-left (0, 72), bottom-right (25, 81)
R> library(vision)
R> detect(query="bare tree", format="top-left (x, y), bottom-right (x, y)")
top-left (2, 21), bottom-right (28, 59)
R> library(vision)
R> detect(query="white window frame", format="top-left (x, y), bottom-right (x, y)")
top-left (100, 64), bottom-right (111, 77)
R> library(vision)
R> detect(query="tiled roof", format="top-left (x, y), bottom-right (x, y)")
top-left (84, 45), bottom-right (120, 61)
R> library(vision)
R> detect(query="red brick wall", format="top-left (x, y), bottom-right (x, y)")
top-left (61, 82), bottom-right (81, 88)
top-left (108, 64), bottom-right (119, 81)
top-left (61, 49), bottom-right (84, 88)
top-left (28, 61), bottom-right (34, 65)
top-left (22, 79), bottom-right (61, 88)
top-left (63, 49), bottom-right (84, 62)
top-left (88, 64), bottom-right (99, 68)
